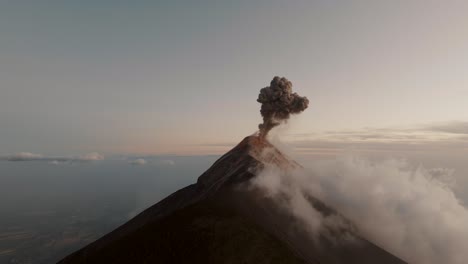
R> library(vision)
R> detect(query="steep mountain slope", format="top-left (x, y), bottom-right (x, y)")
top-left (58, 136), bottom-right (407, 264)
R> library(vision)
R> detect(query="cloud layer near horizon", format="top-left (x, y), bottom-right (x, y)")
top-left (273, 121), bottom-right (468, 157)
top-left (0, 152), bottom-right (104, 163)
top-left (192, 121), bottom-right (468, 156)
top-left (128, 158), bottom-right (147, 165)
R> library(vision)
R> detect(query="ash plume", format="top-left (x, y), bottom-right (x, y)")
top-left (257, 76), bottom-right (309, 138)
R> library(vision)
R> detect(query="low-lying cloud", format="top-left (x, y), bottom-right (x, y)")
top-left (289, 122), bottom-right (468, 144)
top-left (129, 158), bottom-right (147, 165)
top-left (0, 152), bottom-right (105, 163)
top-left (196, 121), bottom-right (468, 157)
top-left (250, 162), bottom-right (355, 244)
top-left (281, 122), bottom-right (468, 158)
top-left (250, 147), bottom-right (468, 264)
top-left (158, 159), bottom-right (176, 166)
top-left (427, 121), bottom-right (468, 135)
top-left (79, 152), bottom-right (104, 161)
top-left (3, 152), bottom-right (44, 161)
top-left (124, 157), bottom-right (175, 166)
top-left (310, 157), bottom-right (468, 264)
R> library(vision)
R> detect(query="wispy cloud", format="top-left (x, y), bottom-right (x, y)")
top-left (426, 121), bottom-right (468, 135)
top-left (0, 152), bottom-right (105, 163)
top-left (192, 122), bottom-right (468, 156)
top-left (128, 158), bottom-right (147, 165)
top-left (281, 121), bottom-right (468, 156)
top-left (158, 159), bottom-right (176, 166)
top-left (290, 123), bottom-right (468, 142)
top-left (79, 152), bottom-right (104, 161)
top-left (3, 152), bottom-right (44, 161)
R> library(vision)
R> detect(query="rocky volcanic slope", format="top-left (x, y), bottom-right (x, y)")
top-left (58, 136), bottom-right (407, 264)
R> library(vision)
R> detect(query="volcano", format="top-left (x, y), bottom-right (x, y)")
top-left (58, 135), bottom-right (407, 264)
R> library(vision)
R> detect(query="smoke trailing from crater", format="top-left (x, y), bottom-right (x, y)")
top-left (257, 76), bottom-right (309, 137)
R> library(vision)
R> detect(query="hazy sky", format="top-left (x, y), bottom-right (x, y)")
top-left (1, 0), bottom-right (468, 155)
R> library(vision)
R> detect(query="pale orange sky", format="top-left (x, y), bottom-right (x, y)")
top-left (1, 1), bottom-right (468, 155)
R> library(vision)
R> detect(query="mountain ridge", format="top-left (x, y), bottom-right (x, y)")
top-left (58, 135), bottom-right (407, 264)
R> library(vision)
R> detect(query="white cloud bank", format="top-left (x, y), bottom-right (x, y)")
top-left (250, 148), bottom-right (468, 264)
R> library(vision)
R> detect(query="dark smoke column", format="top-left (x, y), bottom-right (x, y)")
top-left (257, 76), bottom-right (309, 138)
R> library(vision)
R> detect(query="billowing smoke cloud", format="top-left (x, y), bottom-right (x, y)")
top-left (257, 76), bottom-right (309, 137)
top-left (250, 148), bottom-right (468, 264)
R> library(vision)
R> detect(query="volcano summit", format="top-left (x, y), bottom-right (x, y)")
top-left (58, 135), bottom-right (406, 264)
top-left (59, 77), bottom-right (406, 264)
